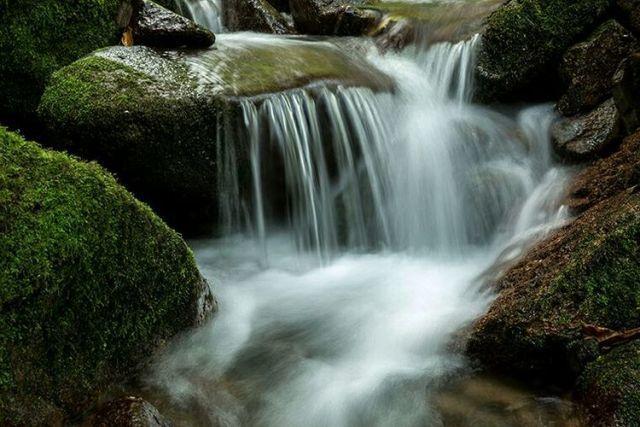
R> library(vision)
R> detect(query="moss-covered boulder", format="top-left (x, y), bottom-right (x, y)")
top-left (289, 0), bottom-right (378, 35)
top-left (0, 0), bottom-right (137, 118)
top-left (475, 0), bottom-right (610, 103)
top-left (467, 131), bottom-right (640, 385)
top-left (0, 128), bottom-right (215, 422)
top-left (577, 341), bottom-right (640, 425)
top-left (37, 40), bottom-right (392, 234)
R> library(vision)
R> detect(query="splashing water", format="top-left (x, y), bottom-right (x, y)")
top-left (149, 35), bottom-right (571, 426)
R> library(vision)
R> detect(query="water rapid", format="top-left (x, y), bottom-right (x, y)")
top-left (149, 28), bottom-right (571, 427)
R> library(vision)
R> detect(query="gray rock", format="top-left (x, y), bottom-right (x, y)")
top-left (552, 98), bottom-right (622, 162)
top-left (558, 20), bottom-right (638, 116)
top-left (134, 0), bottom-right (215, 48)
top-left (224, 0), bottom-right (294, 33)
top-left (289, 0), bottom-right (377, 35)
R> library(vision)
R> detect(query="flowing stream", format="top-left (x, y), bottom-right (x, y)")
top-left (148, 3), bottom-right (573, 426)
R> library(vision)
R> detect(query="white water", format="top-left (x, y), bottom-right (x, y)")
top-left (175, 0), bottom-right (225, 33)
top-left (150, 34), bottom-right (570, 426)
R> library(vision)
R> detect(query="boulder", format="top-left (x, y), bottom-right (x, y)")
top-left (133, 0), bottom-right (215, 47)
top-left (551, 98), bottom-right (623, 162)
top-left (0, 128), bottom-right (215, 422)
top-left (84, 396), bottom-right (170, 426)
top-left (577, 341), bottom-right (640, 426)
top-left (475, 0), bottom-right (610, 103)
top-left (467, 130), bottom-right (640, 386)
top-left (37, 41), bottom-right (392, 234)
top-left (0, 0), bottom-right (137, 118)
top-left (289, 0), bottom-right (377, 35)
top-left (613, 52), bottom-right (640, 133)
top-left (558, 20), bottom-right (638, 116)
top-left (224, 0), bottom-right (294, 33)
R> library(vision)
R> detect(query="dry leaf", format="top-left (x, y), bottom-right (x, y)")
top-left (122, 27), bottom-right (133, 47)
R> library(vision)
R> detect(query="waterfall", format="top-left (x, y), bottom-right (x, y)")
top-left (149, 34), bottom-right (570, 427)
top-left (174, 0), bottom-right (225, 33)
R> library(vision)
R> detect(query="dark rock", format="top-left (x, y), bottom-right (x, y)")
top-left (475, 0), bottom-right (611, 103)
top-left (467, 130), bottom-right (640, 385)
top-left (224, 0), bottom-right (294, 33)
top-left (558, 20), bottom-right (638, 116)
top-left (0, 128), bottom-right (215, 421)
top-left (289, 0), bottom-right (377, 35)
top-left (552, 98), bottom-right (623, 162)
top-left (616, 0), bottom-right (640, 34)
top-left (134, 0), bottom-right (215, 48)
top-left (84, 397), bottom-right (170, 426)
top-left (613, 52), bottom-right (640, 133)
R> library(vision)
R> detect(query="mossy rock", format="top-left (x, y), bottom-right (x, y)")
top-left (0, 128), bottom-right (214, 422)
top-left (577, 341), bottom-right (640, 425)
top-left (475, 0), bottom-right (610, 103)
top-left (0, 0), bottom-right (137, 119)
top-left (467, 131), bottom-right (640, 384)
top-left (37, 41), bottom-right (392, 234)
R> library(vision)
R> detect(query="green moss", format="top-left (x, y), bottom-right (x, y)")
top-left (476, 0), bottom-right (610, 102)
top-left (38, 49), bottom-right (221, 233)
top-left (0, 127), bottom-right (209, 420)
top-left (544, 201), bottom-right (640, 330)
top-left (0, 0), bottom-right (132, 117)
top-left (577, 341), bottom-right (640, 425)
top-left (203, 40), bottom-right (393, 96)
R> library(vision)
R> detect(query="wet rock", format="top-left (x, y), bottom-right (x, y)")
top-left (0, 0), bottom-right (137, 118)
top-left (551, 99), bottom-right (623, 162)
top-left (85, 397), bottom-right (170, 426)
top-left (558, 20), bottom-right (638, 116)
top-left (577, 341), bottom-right (640, 426)
top-left (467, 130), bottom-right (640, 385)
top-left (0, 128), bottom-right (215, 421)
top-left (613, 52), bottom-right (640, 133)
top-left (371, 0), bottom-right (502, 48)
top-left (289, 0), bottom-right (377, 35)
top-left (224, 0), bottom-right (294, 33)
top-left (133, 0), bottom-right (215, 48)
top-left (37, 42), bottom-right (392, 234)
top-left (475, 0), bottom-right (610, 103)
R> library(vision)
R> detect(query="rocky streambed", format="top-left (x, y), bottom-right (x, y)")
top-left (2, 0), bottom-right (640, 425)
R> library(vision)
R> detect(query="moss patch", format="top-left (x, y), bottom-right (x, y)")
top-left (0, 127), bottom-right (210, 421)
top-left (0, 0), bottom-right (134, 118)
top-left (577, 341), bottom-right (640, 425)
top-left (475, 0), bottom-right (610, 102)
top-left (38, 47), bottom-right (222, 234)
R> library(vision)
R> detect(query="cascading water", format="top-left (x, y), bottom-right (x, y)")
top-left (148, 21), bottom-right (572, 427)
top-left (175, 0), bottom-right (225, 33)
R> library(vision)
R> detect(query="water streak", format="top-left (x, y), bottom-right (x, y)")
top-left (175, 0), bottom-right (225, 33)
